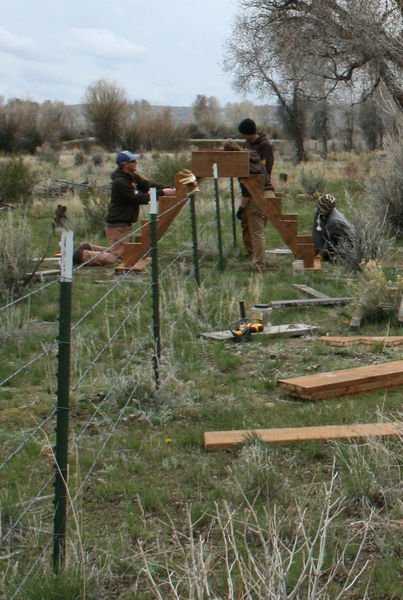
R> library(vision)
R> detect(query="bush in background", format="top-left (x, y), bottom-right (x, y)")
top-left (0, 157), bottom-right (38, 205)
top-left (299, 167), bottom-right (326, 195)
top-left (0, 211), bottom-right (37, 300)
top-left (78, 187), bottom-right (109, 235)
top-left (146, 152), bottom-right (191, 187)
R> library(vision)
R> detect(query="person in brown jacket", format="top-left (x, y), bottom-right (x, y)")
top-left (237, 119), bottom-right (275, 267)
top-left (224, 140), bottom-right (275, 272)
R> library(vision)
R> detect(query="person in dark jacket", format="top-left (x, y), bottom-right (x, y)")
top-left (224, 140), bottom-right (275, 271)
top-left (105, 150), bottom-right (176, 259)
top-left (312, 194), bottom-right (354, 261)
top-left (237, 119), bottom-right (275, 263)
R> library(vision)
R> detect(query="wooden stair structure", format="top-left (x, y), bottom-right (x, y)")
top-left (121, 150), bottom-right (320, 269)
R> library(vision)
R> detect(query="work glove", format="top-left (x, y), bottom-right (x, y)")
top-left (178, 169), bottom-right (199, 193)
top-left (236, 206), bottom-right (244, 220)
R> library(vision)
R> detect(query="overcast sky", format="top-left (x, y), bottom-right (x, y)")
top-left (0, 0), bottom-right (263, 107)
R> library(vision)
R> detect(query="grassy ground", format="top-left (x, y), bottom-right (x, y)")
top-left (1, 149), bottom-right (402, 599)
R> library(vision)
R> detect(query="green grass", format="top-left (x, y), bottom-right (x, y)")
top-left (1, 149), bottom-right (402, 599)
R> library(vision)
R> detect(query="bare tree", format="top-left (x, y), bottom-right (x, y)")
top-left (191, 94), bottom-right (222, 132)
top-left (224, 0), bottom-right (402, 160)
top-left (82, 79), bottom-right (130, 151)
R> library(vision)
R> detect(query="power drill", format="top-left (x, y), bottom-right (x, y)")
top-left (230, 301), bottom-right (263, 341)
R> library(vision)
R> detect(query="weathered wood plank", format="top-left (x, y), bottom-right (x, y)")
top-left (318, 336), bottom-right (403, 347)
top-left (269, 297), bottom-right (351, 308)
top-left (192, 151), bottom-right (250, 177)
top-left (200, 323), bottom-right (319, 341)
top-left (277, 360), bottom-right (403, 400)
top-left (292, 284), bottom-right (331, 299)
top-left (204, 422), bottom-right (402, 450)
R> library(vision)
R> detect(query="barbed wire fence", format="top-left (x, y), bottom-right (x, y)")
top-left (0, 177), bottom-right (239, 598)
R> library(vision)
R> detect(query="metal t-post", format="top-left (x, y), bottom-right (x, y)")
top-left (213, 163), bottom-right (224, 270)
top-left (150, 188), bottom-right (160, 388)
top-left (189, 192), bottom-right (200, 287)
top-left (53, 230), bottom-right (73, 572)
top-left (230, 177), bottom-right (237, 248)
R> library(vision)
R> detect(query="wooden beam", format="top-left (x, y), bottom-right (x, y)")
top-left (191, 151), bottom-right (250, 177)
top-left (292, 284), bottom-right (331, 299)
top-left (200, 323), bottom-right (318, 341)
top-left (277, 360), bottom-right (403, 401)
top-left (269, 297), bottom-right (351, 308)
top-left (318, 336), bottom-right (403, 347)
top-left (204, 422), bottom-right (402, 451)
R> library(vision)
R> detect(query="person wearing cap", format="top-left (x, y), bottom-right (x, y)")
top-left (313, 194), bottom-right (354, 261)
top-left (104, 150), bottom-right (176, 259)
top-left (237, 119), bottom-right (275, 265)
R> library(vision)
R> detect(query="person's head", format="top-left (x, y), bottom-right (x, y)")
top-left (223, 140), bottom-right (243, 152)
top-left (238, 118), bottom-right (257, 141)
top-left (316, 194), bottom-right (336, 215)
top-left (116, 150), bottom-right (141, 174)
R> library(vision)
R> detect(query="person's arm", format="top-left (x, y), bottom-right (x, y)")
top-left (112, 177), bottom-right (150, 205)
top-left (137, 173), bottom-right (176, 197)
top-left (261, 142), bottom-right (274, 176)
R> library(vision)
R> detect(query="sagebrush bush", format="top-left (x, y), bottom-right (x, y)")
top-left (0, 157), bottom-right (38, 204)
top-left (78, 187), bottom-right (109, 235)
top-left (367, 130), bottom-right (403, 238)
top-left (35, 142), bottom-right (59, 166)
top-left (299, 167), bottom-right (326, 195)
top-left (0, 211), bottom-right (37, 300)
top-left (336, 192), bottom-right (394, 272)
top-left (146, 152), bottom-right (191, 187)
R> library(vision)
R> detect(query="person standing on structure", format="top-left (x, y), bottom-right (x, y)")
top-left (235, 119), bottom-right (275, 271)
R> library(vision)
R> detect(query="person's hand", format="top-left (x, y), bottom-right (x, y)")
top-left (162, 188), bottom-right (176, 197)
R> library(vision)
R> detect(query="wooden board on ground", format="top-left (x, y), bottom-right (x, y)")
top-left (204, 422), bottom-right (402, 450)
top-left (114, 257), bottom-right (151, 273)
top-left (26, 269), bottom-right (60, 282)
top-left (200, 323), bottom-right (319, 341)
top-left (277, 360), bottom-right (403, 401)
top-left (269, 297), bottom-right (351, 308)
top-left (292, 284), bottom-right (331, 299)
top-left (267, 248), bottom-right (292, 255)
top-left (318, 336), bottom-right (403, 347)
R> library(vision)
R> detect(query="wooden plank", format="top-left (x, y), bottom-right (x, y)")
top-left (318, 336), bottom-right (403, 347)
top-left (292, 284), bottom-right (331, 299)
top-left (191, 151), bottom-right (250, 177)
top-left (269, 297), bottom-right (351, 308)
top-left (277, 360), bottom-right (403, 401)
top-left (204, 422), bottom-right (402, 451)
top-left (114, 257), bottom-right (151, 273)
top-left (200, 323), bottom-right (319, 341)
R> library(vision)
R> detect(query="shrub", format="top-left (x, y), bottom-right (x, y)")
top-left (74, 151), bottom-right (86, 166)
top-left (78, 187), bottom-right (109, 235)
top-left (35, 142), bottom-right (59, 166)
top-left (146, 152), bottom-right (191, 187)
top-left (367, 130), bottom-right (403, 238)
top-left (336, 192), bottom-right (394, 272)
top-left (299, 167), bottom-right (326, 195)
top-left (0, 157), bottom-right (38, 205)
top-left (0, 211), bottom-right (38, 300)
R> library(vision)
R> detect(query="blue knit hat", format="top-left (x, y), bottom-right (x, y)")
top-left (116, 150), bottom-right (141, 165)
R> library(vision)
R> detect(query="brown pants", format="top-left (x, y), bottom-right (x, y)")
top-left (242, 190), bottom-right (276, 270)
top-left (81, 244), bottom-right (119, 266)
top-left (104, 225), bottom-right (132, 259)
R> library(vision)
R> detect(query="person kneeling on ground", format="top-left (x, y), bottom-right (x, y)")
top-left (312, 194), bottom-right (354, 262)
top-left (224, 140), bottom-right (275, 272)
top-left (73, 242), bottom-right (120, 266)
top-left (104, 150), bottom-right (176, 260)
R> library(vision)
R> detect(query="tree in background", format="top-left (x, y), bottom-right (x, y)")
top-left (191, 95), bottom-right (222, 134)
top-left (224, 0), bottom-right (402, 160)
top-left (358, 96), bottom-right (385, 151)
top-left (83, 79), bottom-right (130, 151)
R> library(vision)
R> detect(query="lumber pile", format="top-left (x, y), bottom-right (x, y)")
top-left (204, 422), bottom-right (402, 451)
top-left (318, 336), bottom-right (403, 347)
top-left (277, 360), bottom-right (403, 400)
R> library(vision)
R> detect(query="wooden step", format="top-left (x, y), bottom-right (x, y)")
top-left (204, 422), bottom-right (402, 450)
top-left (277, 360), bottom-right (403, 401)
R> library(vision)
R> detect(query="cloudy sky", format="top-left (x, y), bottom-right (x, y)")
top-left (0, 0), bottom-right (262, 107)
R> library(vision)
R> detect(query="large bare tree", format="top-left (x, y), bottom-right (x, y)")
top-left (224, 0), bottom-right (402, 160)
top-left (83, 79), bottom-right (130, 151)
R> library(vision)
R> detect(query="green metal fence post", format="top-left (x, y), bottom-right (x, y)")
top-left (230, 177), bottom-right (237, 248)
top-left (53, 230), bottom-right (73, 572)
top-left (150, 188), bottom-right (160, 388)
top-left (213, 163), bottom-right (225, 270)
top-left (189, 191), bottom-right (200, 287)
